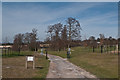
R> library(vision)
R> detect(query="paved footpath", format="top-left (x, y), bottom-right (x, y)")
top-left (46, 54), bottom-right (97, 78)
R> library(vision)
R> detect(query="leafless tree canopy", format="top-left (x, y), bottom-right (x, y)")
top-left (13, 28), bottom-right (38, 51)
top-left (12, 33), bottom-right (24, 52)
top-left (46, 17), bottom-right (82, 51)
top-left (66, 17), bottom-right (81, 41)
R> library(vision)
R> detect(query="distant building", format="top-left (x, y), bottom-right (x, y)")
top-left (0, 45), bottom-right (12, 48)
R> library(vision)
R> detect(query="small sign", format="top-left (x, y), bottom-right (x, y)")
top-left (26, 56), bottom-right (35, 69)
top-left (27, 56), bottom-right (34, 61)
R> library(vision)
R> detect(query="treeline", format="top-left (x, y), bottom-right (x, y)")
top-left (12, 28), bottom-right (38, 53)
top-left (82, 34), bottom-right (118, 53)
top-left (6, 17), bottom-right (82, 53)
top-left (45, 17), bottom-right (82, 51)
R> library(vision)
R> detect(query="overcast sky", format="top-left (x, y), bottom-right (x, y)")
top-left (2, 2), bottom-right (118, 43)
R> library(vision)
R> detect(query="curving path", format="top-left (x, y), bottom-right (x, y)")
top-left (46, 54), bottom-right (97, 78)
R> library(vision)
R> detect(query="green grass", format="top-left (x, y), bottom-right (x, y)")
top-left (48, 46), bottom-right (118, 78)
top-left (2, 51), bottom-right (34, 58)
top-left (2, 51), bottom-right (50, 78)
top-left (33, 56), bottom-right (50, 78)
top-left (48, 50), bottom-right (67, 58)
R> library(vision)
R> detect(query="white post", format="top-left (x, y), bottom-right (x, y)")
top-left (33, 56), bottom-right (35, 69)
top-left (26, 56), bottom-right (27, 69)
top-left (116, 44), bottom-right (118, 51)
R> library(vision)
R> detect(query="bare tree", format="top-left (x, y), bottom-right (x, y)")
top-left (15, 28), bottom-right (38, 51)
top-left (3, 36), bottom-right (9, 45)
top-left (61, 25), bottom-right (68, 41)
top-left (44, 37), bottom-right (51, 44)
top-left (29, 28), bottom-right (38, 51)
top-left (24, 32), bottom-right (31, 44)
top-left (47, 25), bottom-right (54, 40)
top-left (3, 36), bottom-right (9, 55)
top-left (99, 34), bottom-right (105, 39)
top-left (53, 23), bottom-right (63, 38)
top-left (99, 34), bottom-right (105, 53)
top-left (13, 33), bottom-right (24, 55)
top-left (66, 17), bottom-right (82, 48)
top-left (47, 23), bottom-right (64, 51)
top-left (52, 23), bottom-right (63, 51)
top-left (89, 36), bottom-right (96, 52)
top-left (61, 25), bottom-right (68, 50)
top-left (118, 38), bottom-right (120, 55)
top-left (46, 17), bottom-right (82, 51)
top-left (108, 36), bottom-right (113, 52)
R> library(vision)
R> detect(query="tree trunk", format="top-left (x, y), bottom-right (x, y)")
top-left (5, 48), bottom-right (6, 56)
top-left (114, 45), bottom-right (115, 54)
top-left (69, 24), bottom-right (71, 41)
top-left (93, 46), bottom-right (94, 53)
top-left (101, 45), bottom-right (103, 53)
top-left (107, 45), bottom-right (108, 53)
top-left (18, 47), bottom-right (20, 55)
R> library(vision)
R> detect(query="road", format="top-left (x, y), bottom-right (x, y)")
top-left (46, 54), bottom-right (97, 78)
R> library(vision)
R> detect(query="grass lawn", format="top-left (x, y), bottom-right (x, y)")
top-left (2, 51), bottom-right (34, 58)
top-left (48, 46), bottom-right (118, 78)
top-left (2, 51), bottom-right (50, 78)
